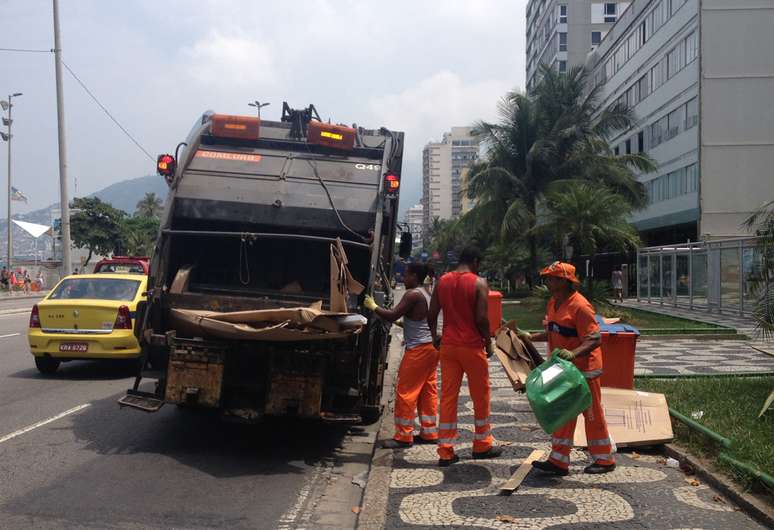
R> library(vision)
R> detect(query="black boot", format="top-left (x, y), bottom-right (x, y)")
top-left (382, 439), bottom-right (412, 449)
top-left (584, 462), bottom-right (616, 474)
top-left (438, 454), bottom-right (460, 467)
top-left (413, 435), bottom-right (437, 445)
top-left (531, 460), bottom-right (569, 476)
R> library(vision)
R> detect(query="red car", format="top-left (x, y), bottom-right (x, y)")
top-left (92, 256), bottom-right (149, 275)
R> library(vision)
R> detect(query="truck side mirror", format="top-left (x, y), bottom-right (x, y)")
top-left (399, 232), bottom-right (412, 259)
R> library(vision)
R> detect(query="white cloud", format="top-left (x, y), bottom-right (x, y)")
top-left (181, 29), bottom-right (278, 89)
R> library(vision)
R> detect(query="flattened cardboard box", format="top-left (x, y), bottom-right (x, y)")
top-left (494, 347), bottom-right (531, 391)
top-left (574, 387), bottom-right (673, 447)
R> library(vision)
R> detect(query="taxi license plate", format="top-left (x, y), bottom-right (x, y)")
top-left (59, 343), bottom-right (88, 353)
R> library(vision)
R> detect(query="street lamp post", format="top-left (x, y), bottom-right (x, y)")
top-left (53, 0), bottom-right (72, 275)
top-left (0, 92), bottom-right (22, 273)
top-left (248, 100), bottom-right (270, 119)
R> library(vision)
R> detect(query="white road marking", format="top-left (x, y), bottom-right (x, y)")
top-left (0, 403), bottom-right (91, 444)
top-left (0, 333), bottom-right (20, 339)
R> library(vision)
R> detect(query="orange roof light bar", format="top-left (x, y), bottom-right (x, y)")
top-left (307, 120), bottom-right (356, 151)
top-left (210, 114), bottom-right (260, 140)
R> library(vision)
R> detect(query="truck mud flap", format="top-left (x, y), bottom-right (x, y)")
top-left (118, 389), bottom-right (164, 412)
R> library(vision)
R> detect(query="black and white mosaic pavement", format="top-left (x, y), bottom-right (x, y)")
top-left (383, 366), bottom-right (766, 529)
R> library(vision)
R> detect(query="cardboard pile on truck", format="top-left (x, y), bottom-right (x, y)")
top-left (168, 239), bottom-right (367, 342)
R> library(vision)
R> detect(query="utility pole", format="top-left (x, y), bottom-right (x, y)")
top-left (1, 92), bottom-right (22, 273)
top-left (53, 0), bottom-right (72, 275)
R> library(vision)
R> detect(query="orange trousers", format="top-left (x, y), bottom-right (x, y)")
top-left (437, 344), bottom-right (493, 460)
top-left (393, 342), bottom-right (440, 443)
top-left (548, 376), bottom-right (615, 470)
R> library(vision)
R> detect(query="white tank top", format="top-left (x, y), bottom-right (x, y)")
top-left (403, 288), bottom-right (433, 350)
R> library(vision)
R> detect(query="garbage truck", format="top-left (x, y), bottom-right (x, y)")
top-left (118, 103), bottom-right (408, 423)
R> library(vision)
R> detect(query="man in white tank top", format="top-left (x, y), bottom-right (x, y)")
top-left (364, 263), bottom-right (439, 448)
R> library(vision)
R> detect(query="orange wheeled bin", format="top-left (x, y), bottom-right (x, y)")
top-left (595, 316), bottom-right (640, 389)
top-left (487, 290), bottom-right (503, 337)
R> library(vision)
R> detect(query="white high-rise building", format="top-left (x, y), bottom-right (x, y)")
top-left (421, 127), bottom-right (480, 233)
top-left (585, 0), bottom-right (774, 243)
top-left (526, 0), bottom-right (629, 92)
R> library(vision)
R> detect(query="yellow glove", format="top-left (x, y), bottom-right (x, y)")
top-left (515, 328), bottom-right (532, 342)
top-left (554, 348), bottom-right (576, 361)
top-left (364, 295), bottom-right (378, 311)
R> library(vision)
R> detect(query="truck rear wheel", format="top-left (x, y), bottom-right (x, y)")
top-left (35, 357), bottom-right (61, 375)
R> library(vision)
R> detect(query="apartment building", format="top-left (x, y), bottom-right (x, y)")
top-left (526, 0), bottom-right (629, 92)
top-left (404, 203), bottom-right (424, 253)
top-left (421, 127), bottom-right (480, 232)
top-left (586, 0), bottom-right (774, 244)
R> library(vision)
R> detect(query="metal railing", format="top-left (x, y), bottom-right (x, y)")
top-left (636, 236), bottom-right (767, 316)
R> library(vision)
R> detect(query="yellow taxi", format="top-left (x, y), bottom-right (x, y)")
top-left (28, 273), bottom-right (148, 374)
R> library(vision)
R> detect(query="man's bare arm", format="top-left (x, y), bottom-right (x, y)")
top-left (427, 288), bottom-right (441, 345)
top-left (474, 277), bottom-right (490, 344)
top-left (374, 291), bottom-right (418, 323)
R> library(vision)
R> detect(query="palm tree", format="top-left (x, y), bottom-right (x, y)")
top-left (540, 181), bottom-right (641, 259)
top-left (743, 200), bottom-right (774, 338)
top-left (466, 65), bottom-right (655, 283)
top-left (135, 192), bottom-right (163, 219)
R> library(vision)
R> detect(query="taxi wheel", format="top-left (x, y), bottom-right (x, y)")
top-left (35, 357), bottom-right (61, 375)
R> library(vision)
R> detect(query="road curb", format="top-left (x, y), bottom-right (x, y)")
top-left (662, 443), bottom-right (774, 528)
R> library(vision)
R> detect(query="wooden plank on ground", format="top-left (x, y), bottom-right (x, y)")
top-left (499, 449), bottom-right (544, 495)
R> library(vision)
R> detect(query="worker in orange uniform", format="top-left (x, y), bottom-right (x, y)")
top-left (428, 246), bottom-right (503, 466)
top-left (364, 263), bottom-right (439, 448)
top-left (519, 261), bottom-right (616, 475)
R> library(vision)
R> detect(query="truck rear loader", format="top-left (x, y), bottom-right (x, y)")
top-left (119, 103), bottom-right (408, 423)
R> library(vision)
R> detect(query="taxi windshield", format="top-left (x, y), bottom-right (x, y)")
top-left (48, 278), bottom-right (142, 301)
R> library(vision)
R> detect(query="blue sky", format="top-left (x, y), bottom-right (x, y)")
top-left (1, 0), bottom-right (526, 217)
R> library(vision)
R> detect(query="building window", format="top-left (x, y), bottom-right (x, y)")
top-left (614, 145), bottom-right (620, 156)
top-left (640, 21), bottom-right (647, 45)
top-left (625, 139), bottom-right (632, 154)
top-left (638, 130), bottom-right (645, 152)
top-left (685, 31), bottom-right (698, 63)
top-left (591, 31), bottom-right (602, 45)
top-left (638, 74), bottom-right (649, 101)
top-left (558, 60), bottom-right (567, 73)
top-left (604, 2), bottom-right (617, 22)
top-left (685, 97), bottom-right (698, 129)
top-left (559, 32), bottom-right (567, 51)
top-left (667, 107), bottom-right (683, 139)
top-left (559, 4), bottom-right (567, 23)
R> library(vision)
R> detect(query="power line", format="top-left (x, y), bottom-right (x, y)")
top-left (0, 47), bottom-right (52, 53)
top-left (61, 60), bottom-right (154, 162)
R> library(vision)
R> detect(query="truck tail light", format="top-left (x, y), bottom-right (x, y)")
top-left (114, 305), bottom-right (132, 330)
top-left (29, 304), bottom-right (41, 328)
top-left (384, 174), bottom-right (400, 191)
top-left (157, 154), bottom-right (176, 177)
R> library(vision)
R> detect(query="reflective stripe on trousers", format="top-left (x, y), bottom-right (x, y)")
top-left (437, 344), bottom-right (493, 460)
top-left (547, 376), bottom-right (615, 469)
top-left (393, 343), bottom-right (439, 443)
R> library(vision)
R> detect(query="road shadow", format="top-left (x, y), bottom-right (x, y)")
top-left (67, 390), bottom-right (355, 479)
top-left (8, 359), bottom-right (137, 381)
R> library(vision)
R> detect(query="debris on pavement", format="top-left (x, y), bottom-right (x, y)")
top-left (496, 514), bottom-right (518, 523)
top-left (666, 457), bottom-right (681, 468)
top-left (352, 471), bottom-right (368, 489)
top-left (691, 410), bottom-right (705, 420)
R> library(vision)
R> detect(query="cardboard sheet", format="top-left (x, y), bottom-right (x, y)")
top-left (330, 238), bottom-right (365, 313)
top-left (573, 387), bottom-right (673, 447)
top-left (169, 305), bottom-right (363, 342)
top-left (493, 322), bottom-right (542, 392)
top-left (494, 347), bottom-right (531, 391)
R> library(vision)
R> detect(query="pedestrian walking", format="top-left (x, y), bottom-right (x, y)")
top-left (23, 270), bottom-right (31, 294)
top-left (365, 263), bottom-right (439, 448)
top-left (0, 267), bottom-right (8, 292)
top-left (35, 271), bottom-right (45, 290)
top-left (611, 267), bottom-right (624, 302)
top-left (520, 261), bottom-right (616, 476)
top-left (428, 246), bottom-right (502, 466)
top-left (423, 265), bottom-right (435, 294)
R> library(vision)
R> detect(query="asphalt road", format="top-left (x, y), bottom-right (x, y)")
top-left (0, 304), bottom-right (379, 529)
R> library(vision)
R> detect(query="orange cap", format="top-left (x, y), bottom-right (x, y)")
top-left (539, 261), bottom-right (580, 284)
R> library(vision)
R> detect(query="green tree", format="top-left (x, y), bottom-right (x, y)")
top-left (70, 197), bottom-right (126, 265)
top-left (122, 216), bottom-right (160, 256)
top-left (540, 181), bottom-right (641, 260)
top-left (135, 192), bottom-right (163, 219)
top-left (466, 65), bottom-right (655, 284)
top-left (743, 200), bottom-right (774, 338)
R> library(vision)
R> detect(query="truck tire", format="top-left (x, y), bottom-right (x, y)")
top-left (360, 404), bottom-right (383, 425)
top-left (35, 357), bottom-right (60, 375)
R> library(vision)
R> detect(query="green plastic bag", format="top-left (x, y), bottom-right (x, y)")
top-left (526, 351), bottom-right (592, 434)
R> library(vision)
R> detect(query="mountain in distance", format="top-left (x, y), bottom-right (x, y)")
top-left (2, 175), bottom-right (168, 260)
